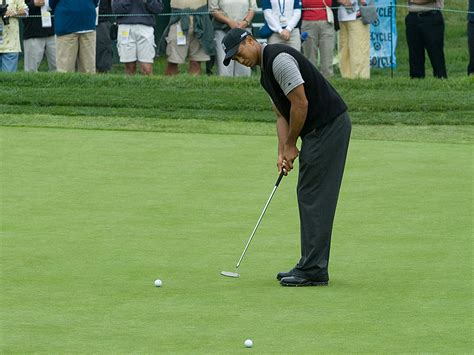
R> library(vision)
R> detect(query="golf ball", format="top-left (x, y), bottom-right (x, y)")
top-left (244, 339), bottom-right (253, 348)
top-left (154, 279), bottom-right (162, 287)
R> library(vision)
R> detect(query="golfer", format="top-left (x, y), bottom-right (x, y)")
top-left (222, 29), bottom-right (351, 286)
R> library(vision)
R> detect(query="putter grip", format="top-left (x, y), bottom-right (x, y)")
top-left (275, 170), bottom-right (285, 187)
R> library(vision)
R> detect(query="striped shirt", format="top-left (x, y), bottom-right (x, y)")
top-left (272, 53), bottom-right (305, 95)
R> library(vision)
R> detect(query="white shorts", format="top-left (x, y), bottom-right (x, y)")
top-left (117, 24), bottom-right (156, 63)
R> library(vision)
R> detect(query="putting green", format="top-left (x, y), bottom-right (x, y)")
top-left (1, 127), bottom-right (472, 353)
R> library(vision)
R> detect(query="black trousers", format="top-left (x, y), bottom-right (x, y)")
top-left (291, 112), bottom-right (351, 281)
top-left (96, 21), bottom-right (113, 73)
top-left (468, 21), bottom-right (474, 76)
top-left (405, 11), bottom-right (447, 79)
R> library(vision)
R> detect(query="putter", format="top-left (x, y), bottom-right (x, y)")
top-left (221, 170), bottom-right (285, 278)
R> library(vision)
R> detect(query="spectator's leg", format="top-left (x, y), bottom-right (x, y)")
top-left (468, 21), bottom-right (474, 75)
top-left (165, 22), bottom-right (188, 75)
top-left (421, 12), bottom-right (447, 79)
top-left (0, 53), bottom-right (19, 72)
top-left (346, 20), bottom-right (370, 79)
top-left (56, 33), bottom-right (79, 72)
top-left (188, 60), bottom-right (201, 75)
top-left (287, 28), bottom-right (301, 51)
top-left (405, 13), bottom-right (425, 78)
top-left (96, 21), bottom-right (113, 73)
top-left (165, 62), bottom-right (179, 75)
top-left (23, 38), bottom-right (44, 72)
top-left (214, 30), bottom-right (233, 76)
top-left (45, 36), bottom-right (57, 72)
top-left (187, 32), bottom-right (210, 75)
top-left (205, 55), bottom-right (215, 75)
top-left (319, 21), bottom-right (336, 78)
top-left (421, 12), bottom-right (448, 78)
top-left (139, 62), bottom-right (153, 75)
top-left (338, 22), bottom-right (351, 78)
top-left (301, 20), bottom-right (317, 67)
top-left (125, 62), bottom-right (137, 75)
top-left (117, 24), bottom-right (139, 74)
top-left (77, 31), bottom-right (96, 73)
top-left (135, 24), bottom-right (155, 75)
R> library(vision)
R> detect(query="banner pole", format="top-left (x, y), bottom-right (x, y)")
top-left (391, 0), bottom-right (394, 78)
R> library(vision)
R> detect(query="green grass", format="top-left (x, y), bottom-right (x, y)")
top-left (1, 73), bottom-right (473, 128)
top-left (1, 126), bottom-right (472, 353)
top-left (1, 3), bottom-right (472, 350)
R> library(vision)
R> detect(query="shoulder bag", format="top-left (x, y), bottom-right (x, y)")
top-left (358, 0), bottom-right (378, 25)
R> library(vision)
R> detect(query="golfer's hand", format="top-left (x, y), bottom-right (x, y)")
top-left (282, 144), bottom-right (299, 172)
top-left (277, 155), bottom-right (288, 176)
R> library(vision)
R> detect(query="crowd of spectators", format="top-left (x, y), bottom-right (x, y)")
top-left (0, 0), bottom-right (472, 77)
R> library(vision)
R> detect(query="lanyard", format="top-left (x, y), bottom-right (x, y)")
top-left (278, 0), bottom-right (286, 16)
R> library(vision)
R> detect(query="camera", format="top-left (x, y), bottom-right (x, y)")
top-left (1, 4), bottom-right (9, 26)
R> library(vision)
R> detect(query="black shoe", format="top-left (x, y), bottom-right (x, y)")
top-left (276, 271), bottom-right (293, 281)
top-left (280, 276), bottom-right (328, 287)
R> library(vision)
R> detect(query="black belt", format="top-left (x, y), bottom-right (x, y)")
top-left (412, 10), bottom-right (441, 17)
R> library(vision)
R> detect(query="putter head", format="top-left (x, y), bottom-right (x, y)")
top-left (220, 271), bottom-right (240, 278)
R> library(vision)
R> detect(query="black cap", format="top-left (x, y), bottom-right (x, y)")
top-left (221, 28), bottom-right (251, 66)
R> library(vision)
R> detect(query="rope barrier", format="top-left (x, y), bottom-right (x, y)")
top-left (13, 5), bottom-right (474, 19)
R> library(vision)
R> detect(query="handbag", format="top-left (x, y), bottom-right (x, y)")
top-left (323, 0), bottom-right (334, 24)
top-left (358, 0), bottom-right (378, 25)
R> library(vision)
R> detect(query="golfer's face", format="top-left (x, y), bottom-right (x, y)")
top-left (233, 40), bottom-right (255, 68)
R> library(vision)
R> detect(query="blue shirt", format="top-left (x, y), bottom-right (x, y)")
top-left (50, 0), bottom-right (99, 36)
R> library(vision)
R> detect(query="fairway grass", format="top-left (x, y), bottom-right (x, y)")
top-left (1, 126), bottom-right (472, 353)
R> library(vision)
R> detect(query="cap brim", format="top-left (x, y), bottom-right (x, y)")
top-left (223, 45), bottom-right (239, 66)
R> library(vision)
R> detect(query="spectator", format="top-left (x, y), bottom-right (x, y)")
top-left (22, 0), bottom-right (56, 72)
top-left (112, 0), bottom-right (163, 75)
top-left (301, 0), bottom-right (336, 78)
top-left (337, 0), bottom-right (370, 79)
top-left (468, 0), bottom-right (473, 76)
top-left (405, 0), bottom-right (447, 79)
top-left (50, 0), bottom-right (99, 73)
top-left (0, 0), bottom-right (28, 72)
top-left (160, 0), bottom-right (215, 75)
top-left (262, 0), bottom-right (302, 51)
top-left (96, 0), bottom-right (113, 73)
top-left (209, 0), bottom-right (257, 77)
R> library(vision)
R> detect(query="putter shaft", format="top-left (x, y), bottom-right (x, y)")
top-left (235, 171), bottom-right (285, 269)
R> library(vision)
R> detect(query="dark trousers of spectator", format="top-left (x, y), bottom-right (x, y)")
top-left (96, 21), bottom-right (113, 73)
top-left (468, 21), bottom-right (474, 76)
top-left (405, 11), bottom-right (447, 79)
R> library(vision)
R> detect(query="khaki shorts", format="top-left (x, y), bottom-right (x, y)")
top-left (166, 22), bottom-right (210, 64)
top-left (117, 24), bottom-right (155, 63)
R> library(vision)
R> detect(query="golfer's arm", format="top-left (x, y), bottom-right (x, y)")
top-left (273, 105), bottom-right (288, 156)
top-left (286, 84), bottom-right (308, 146)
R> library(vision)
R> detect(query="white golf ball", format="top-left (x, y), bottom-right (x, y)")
top-left (244, 339), bottom-right (253, 348)
top-left (154, 279), bottom-right (162, 287)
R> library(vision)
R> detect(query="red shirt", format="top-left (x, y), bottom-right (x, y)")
top-left (302, 0), bottom-right (329, 21)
